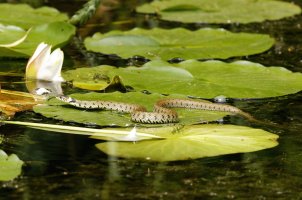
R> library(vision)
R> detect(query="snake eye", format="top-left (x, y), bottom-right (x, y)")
top-left (68, 97), bottom-right (76, 103)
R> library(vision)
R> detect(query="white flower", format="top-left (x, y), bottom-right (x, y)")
top-left (25, 42), bottom-right (64, 82)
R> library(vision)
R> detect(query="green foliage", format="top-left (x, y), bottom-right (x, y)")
top-left (0, 21), bottom-right (75, 57)
top-left (69, 0), bottom-right (101, 26)
top-left (0, 150), bottom-right (23, 181)
top-left (4, 121), bottom-right (161, 141)
top-left (63, 60), bottom-right (302, 98)
top-left (136, 0), bottom-right (301, 24)
top-left (0, 3), bottom-right (68, 29)
top-left (84, 28), bottom-right (274, 60)
top-left (96, 124), bottom-right (278, 161)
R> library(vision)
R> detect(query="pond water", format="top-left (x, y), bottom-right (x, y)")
top-left (1, 0), bottom-right (302, 199)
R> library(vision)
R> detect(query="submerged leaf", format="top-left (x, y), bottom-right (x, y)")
top-left (0, 150), bottom-right (23, 181)
top-left (0, 3), bottom-right (68, 29)
top-left (63, 60), bottom-right (302, 98)
top-left (84, 28), bottom-right (274, 60)
top-left (33, 92), bottom-right (229, 127)
top-left (136, 0), bottom-right (301, 24)
top-left (96, 124), bottom-right (279, 161)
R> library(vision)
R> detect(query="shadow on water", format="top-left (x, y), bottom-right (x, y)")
top-left (1, 0), bottom-right (302, 199)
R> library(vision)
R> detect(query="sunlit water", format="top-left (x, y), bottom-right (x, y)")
top-left (1, 0), bottom-right (302, 199)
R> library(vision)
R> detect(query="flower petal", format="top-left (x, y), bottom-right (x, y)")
top-left (25, 43), bottom-right (51, 79)
top-left (36, 48), bottom-right (64, 81)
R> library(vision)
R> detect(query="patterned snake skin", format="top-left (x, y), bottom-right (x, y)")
top-left (56, 95), bottom-right (256, 124)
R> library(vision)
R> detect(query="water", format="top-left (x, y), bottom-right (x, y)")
top-left (1, 0), bottom-right (302, 199)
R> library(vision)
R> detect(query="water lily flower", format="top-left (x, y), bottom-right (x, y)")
top-left (25, 42), bottom-right (64, 82)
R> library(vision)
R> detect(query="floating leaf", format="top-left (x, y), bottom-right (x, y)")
top-left (0, 21), bottom-right (75, 57)
top-left (84, 28), bottom-right (274, 60)
top-left (4, 121), bottom-right (162, 141)
top-left (0, 150), bottom-right (23, 181)
top-left (136, 0), bottom-right (301, 24)
top-left (0, 3), bottom-right (68, 29)
top-left (63, 60), bottom-right (302, 98)
top-left (0, 89), bottom-right (45, 117)
top-left (33, 92), bottom-right (229, 127)
top-left (96, 124), bottom-right (279, 161)
top-left (0, 26), bottom-right (31, 48)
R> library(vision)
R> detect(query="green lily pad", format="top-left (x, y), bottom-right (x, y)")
top-left (84, 28), bottom-right (274, 60)
top-left (33, 92), bottom-right (231, 127)
top-left (0, 3), bottom-right (68, 29)
top-left (96, 124), bottom-right (279, 161)
top-left (136, 0), bottom-right (301, 24)
top-left (63, 60), bottom-right (302, 98)
top-left (0, 150), bottom-right (23, 181)
top-left (0, 21), bottom-right (75, 57)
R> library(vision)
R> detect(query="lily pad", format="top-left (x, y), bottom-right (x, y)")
top-left (0, 3), bottom-right (68, 29)
top-left (33, 92), bottom-right (231, 127)
top-left (84, 28), bottom-right (274, 60)
top-left (4, 121), bottom-right (162, 142)
top-left (63, 60), bottom-right (302, 98)
top-left (136, 0), bottom-right (301, 24)
top-left (0, 150), bottom-right (23, 181)
top-left (0, 89), bottom-right (44, 118)
top-left (96, 124), bottom-right (279, 161)
top-left (0, 21), bottom-right (75, 57)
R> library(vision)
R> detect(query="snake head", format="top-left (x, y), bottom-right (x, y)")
top-left (56, 95), bottom-right (76, 103)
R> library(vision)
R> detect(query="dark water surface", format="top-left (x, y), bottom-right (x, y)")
top-left (1, 0), bottom-right (302, 199)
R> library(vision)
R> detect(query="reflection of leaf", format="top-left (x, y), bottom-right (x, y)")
top-left (0, 21), bottom-right (75, 58)
top-left (84, 28), bottom-right (274, 60)
top-left (0, 3), bottom-right (68, 29)
top-left (33, 92), bottom-right (229, 127)
top-left (63, 60), bottom-right (302, 98)
top-left (136, 0), bottom-right (301, 24)
top-left (0, 89), bottom-right (44, 117)
top-left (0, 150), bottom-right (23, 181)
top-left (96, 124), bottom-right (279, 161)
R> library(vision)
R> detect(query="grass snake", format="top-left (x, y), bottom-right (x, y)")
top-left (56, 95), bottom-right (257, 124)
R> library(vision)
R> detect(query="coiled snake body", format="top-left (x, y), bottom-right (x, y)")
top-left (57, 95), bottom-right (255, 124)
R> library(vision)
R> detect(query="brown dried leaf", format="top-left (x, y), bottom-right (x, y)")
top-left (0, 89), bottom-right (45, 118)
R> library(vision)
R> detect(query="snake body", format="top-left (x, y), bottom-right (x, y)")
top-left (56, 95), bottom-right (255, 124)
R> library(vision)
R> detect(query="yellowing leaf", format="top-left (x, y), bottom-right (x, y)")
top-left (96, 124), bottom-right (279, 161)
top-left (0, 89), bottom-right (45, 117)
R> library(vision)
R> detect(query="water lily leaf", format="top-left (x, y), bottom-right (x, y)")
top-left (0, 150), bottom-right (23, 181)
top-left (0, 3), bottom-right (68, 29)
top-left (136, 0), bottom-right (301, 24)
top-left (0, 27), bottom-right (31, 48)
top-left (84, 28), bottom-right (274, 60)
top-left (0, 89), bottom-right (45, 118)
top-left (96, 124), bottom-right (279, 161)
top-left (33, 92), bottom-right (229, 127)
top-left (0, 21), bottom-right (75, 57)
top-left (4, 121), bottom-right (162, 141)
top-left (72, 75), bottom-right (125, 91)
top-left (63, 60), bottom-right (302, 98)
